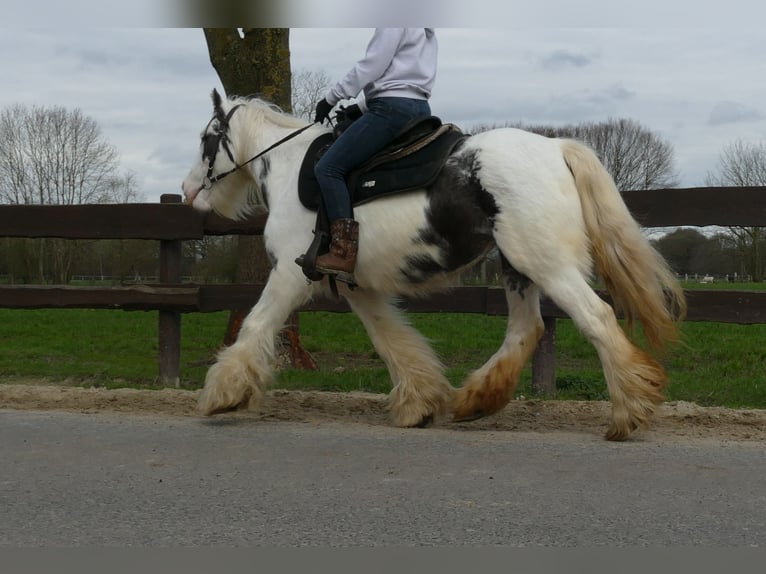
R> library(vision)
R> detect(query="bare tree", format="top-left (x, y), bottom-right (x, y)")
top-left (291, 68), bottom-right (332, 121)
top-left (577, 118), bottom-right (678, 191)
top-left (472, 117), bottom-right (679, 191)
top-left (706, 139), bottom-right (766, 281)
top-left (708, 139), bottom-right (766, 187)
top-left (104, 171), bottom-right (143, 203)
top-left (0, 104), bottom-right (121, 206)
top-left (0, 104), bottom-right (136, 283)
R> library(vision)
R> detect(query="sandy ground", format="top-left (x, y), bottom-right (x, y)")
top-left (1, 380), bottom-right (764, 442)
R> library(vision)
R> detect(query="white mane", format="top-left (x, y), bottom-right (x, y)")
top-left (204, 96), bottom-right (312, 219)
top-left (225, 96), bottom-right (309, 130)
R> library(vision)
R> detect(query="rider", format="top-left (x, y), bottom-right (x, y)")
top-left (307, 28), bottom-right (438, 279)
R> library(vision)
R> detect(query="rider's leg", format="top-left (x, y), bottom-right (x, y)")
top-left (310, 97), bottom-right (431, 276)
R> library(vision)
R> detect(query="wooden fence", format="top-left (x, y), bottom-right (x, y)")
top-left (1, 188), bottom-right (766, 392)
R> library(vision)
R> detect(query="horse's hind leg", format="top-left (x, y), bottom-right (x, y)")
top-left (535, 268), bottom-right (667, 440)
top-left (453, 269), bottom-right (545, 421)
top-left (345, 290), bottom-right (454, 427)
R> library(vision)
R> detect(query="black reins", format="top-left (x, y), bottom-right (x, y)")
top-left (203, 106), bottom-right (317, 189)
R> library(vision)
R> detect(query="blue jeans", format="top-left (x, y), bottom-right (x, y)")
top-left (315, 97), bottom-right (432, 222)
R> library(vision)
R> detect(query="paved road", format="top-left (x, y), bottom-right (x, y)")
top-left (1, 409), bottom-right (764, 547)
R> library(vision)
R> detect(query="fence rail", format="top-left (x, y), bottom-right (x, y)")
top-left (2, 282), bottom-right (766, 321)
top-left (1, 187), bottom-right (765, 391)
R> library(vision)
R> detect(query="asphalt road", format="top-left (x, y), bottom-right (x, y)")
top-left (1, 409), bottom-right (764, 547)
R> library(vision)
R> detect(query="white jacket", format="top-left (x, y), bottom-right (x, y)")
top-left (326, 28), bottom-right (437, 109)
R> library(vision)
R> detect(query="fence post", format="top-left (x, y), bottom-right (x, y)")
top-left (531, 316), bottom-right (557, 396)
top-left (158, 194), bottom-right (183, 387)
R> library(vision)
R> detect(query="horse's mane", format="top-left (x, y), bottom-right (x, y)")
top-left (227, 96), bottom-right (309, 130)
top-left (209, 95), bottom-right (309, 219)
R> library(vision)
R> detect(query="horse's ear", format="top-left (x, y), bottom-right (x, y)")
top-left (211, 89), bottom-right (226, 122)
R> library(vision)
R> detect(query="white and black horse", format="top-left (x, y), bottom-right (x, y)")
top-left (182, 90), bottom-right (685, 440)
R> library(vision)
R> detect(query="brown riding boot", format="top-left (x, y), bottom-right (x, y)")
top-left (315, 218), bottom-right (359, 275)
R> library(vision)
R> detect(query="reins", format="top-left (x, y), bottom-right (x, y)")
top-left (204, 107), bottom-right (317, 189)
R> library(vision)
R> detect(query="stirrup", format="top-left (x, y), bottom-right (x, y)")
top-left (315, 267), bottom-right (357, 289)
top-left (295, 228), bottom-right (329, 282)
top-left (333, 270), bottom-right (357, 288)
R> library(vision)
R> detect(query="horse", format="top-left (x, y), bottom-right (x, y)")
top-left (182, 89), bottom-right (686, 441)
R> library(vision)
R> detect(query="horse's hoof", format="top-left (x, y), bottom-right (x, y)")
top-left (200, 398), bottom-right (249, 417)
top-left (605, 420), bottom-right (639, 441)
top-left (202, 405), bottom-right (238, 416)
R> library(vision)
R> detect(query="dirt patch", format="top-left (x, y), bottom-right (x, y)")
top-left (2, 381), bottom-right (764, 442)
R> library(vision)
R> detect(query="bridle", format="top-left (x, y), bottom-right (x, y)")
top-left (202, 105), bottom-right (316, 189)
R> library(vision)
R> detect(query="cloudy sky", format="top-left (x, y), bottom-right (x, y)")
top-left (2, 1), bottom-right (765, 203)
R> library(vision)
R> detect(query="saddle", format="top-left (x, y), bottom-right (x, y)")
top-left (296, 115), bottom-right (467, 287)
top-left (298, 116), bottom-right (466, 211)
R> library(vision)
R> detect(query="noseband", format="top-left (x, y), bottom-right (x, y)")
top-left (202, 105), bottom-right (316, 189)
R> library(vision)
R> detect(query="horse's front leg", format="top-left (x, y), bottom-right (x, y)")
top-left (197, 265), bottom-right (313, 416)
top-left (345, 289), bottom-right (454, 427)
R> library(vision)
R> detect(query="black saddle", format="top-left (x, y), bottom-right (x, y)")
top-left (297, 116), bottom-right (466, 211)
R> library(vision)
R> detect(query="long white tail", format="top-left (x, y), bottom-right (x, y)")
top-left (561, 140), bottom-right (686, 350)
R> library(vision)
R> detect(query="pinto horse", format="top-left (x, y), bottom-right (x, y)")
top-left (182, 90), bottom-right (686, 440)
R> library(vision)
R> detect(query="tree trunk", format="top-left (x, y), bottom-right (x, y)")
top-left (203, 28), bottom-right (291, 285)
top-left (203, 28), bottom-right (316, 370)
top-left (203, 28), bottom-right (292, 104)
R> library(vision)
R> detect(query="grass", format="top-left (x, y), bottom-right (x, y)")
top-left (289, 312), bottom-right (766, 408)
top-left (679, 280), bottom-right (766, 291)
top-left (0, 309), bottom-right (226, 388)
top-left (0, 305), bottom-right (764, 408)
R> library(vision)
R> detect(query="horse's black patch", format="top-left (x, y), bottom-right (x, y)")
top-left (414, 227), bottom-right (450, 261)
top-left (201, 131), bottom-right (220, 163)
top-left (500, 253), bottom-right (533, 298)
top-left (256, 157), bottom-right (271, 209)
top-left (400, 147), bottom-right (498, 282)
top-left (402, 254), bottom-right (445, 283)
top-left (259, 157), bottom-right (271, 179)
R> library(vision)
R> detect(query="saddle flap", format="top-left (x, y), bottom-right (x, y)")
top-left (298, 132), bottom-right (334, 211)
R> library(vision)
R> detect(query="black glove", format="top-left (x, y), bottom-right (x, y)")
top-left (314, 99), bottom-right (333, 124)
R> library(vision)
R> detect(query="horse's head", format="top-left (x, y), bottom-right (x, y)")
top-left (182, 89), bottom-right (254, 219)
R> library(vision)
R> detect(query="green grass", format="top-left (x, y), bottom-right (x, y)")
top-left (0, 306), bottom-right (764, 408)
top-left (679, 280), bottom-right (766, 291)
top-left (0, 309), bottom-right (228, 389)
top-left (289, 312), bottom-right (766, 408)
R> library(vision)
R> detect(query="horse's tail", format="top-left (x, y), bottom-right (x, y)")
top-left (561, 139), bottom-right (686, 351)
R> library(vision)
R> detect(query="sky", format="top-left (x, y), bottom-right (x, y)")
top-left (2, 1), bottom-right (765, 203)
